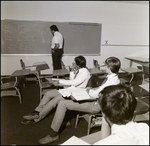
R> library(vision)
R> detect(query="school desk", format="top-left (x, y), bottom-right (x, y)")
top-left (125, 56), bottom-right (149, 67)
top-left (52, 68), bottom-right (70, 78)
top-left (89, 68), bottom-right (105, 75)
top-left (11, 69), bottom-right (31, 77)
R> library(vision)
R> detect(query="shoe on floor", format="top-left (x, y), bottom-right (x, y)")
top-left (66, 121), bottom-right (72, 128)
top-left (38, 135), bottom-right (59, 145)
top-left (23, 111), bottom-right (39, 120)
top-left (21, 119), bottom-right (36, 125)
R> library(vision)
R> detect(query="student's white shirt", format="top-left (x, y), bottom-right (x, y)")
top-left (89, 73), bottom-right (120, 98)
top-left (51, 31), bottom-right (63, 49)
top-left (59, 68), bottom-right (90, 88)
top-left (93, 121), bottom-right (149, 145)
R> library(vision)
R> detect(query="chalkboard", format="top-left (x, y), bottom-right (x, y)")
top-left (1, 20), bottom-right (102, 55)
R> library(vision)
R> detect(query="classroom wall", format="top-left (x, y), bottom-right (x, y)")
top-left (1, 1), bottom-right (149, 75)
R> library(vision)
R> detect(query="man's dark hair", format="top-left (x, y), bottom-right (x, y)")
top-left (105, 57), bottom-right (121, 73)
top-left (50, 25), bottom-right (59, 31)
top-left (98, 84), bottom-right (137, 125)
top-left (74, 56), bottom-right (86, 68)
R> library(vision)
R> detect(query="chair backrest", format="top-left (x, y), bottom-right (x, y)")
top-left (61, 60), bottom-right (66, 69)
top-left (141, 66), bottom-right (149, 82)
top-left (86, 75), bottom-right (99, 88)
top-left (93, 59), bottom-right (98, 67)
top-left (143, 66), bottom-right (149, 75)
top-left (20, 59), bottom-right (26, 69)
top-left (93, 59), bottom-right (100, 70)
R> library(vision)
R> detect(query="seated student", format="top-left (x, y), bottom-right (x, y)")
top-left (21, 55), bottom-right (91, 124)
top-left (38, 56), bottom-right (121, 144)
top-left (93, 84), bottom-right (149, 145)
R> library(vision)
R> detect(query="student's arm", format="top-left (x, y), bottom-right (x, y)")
top-left (59, 70), bottom-right (88, 86)
top-left (88, 79), bottom-right (112, 98)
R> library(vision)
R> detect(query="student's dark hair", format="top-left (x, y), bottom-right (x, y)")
top-left (50, 25), bottom-right (59, 31)
top-left (74, 56), bottom-right (86, 68)
top-left (98, 84), bottom-right (137, 125)
top-left (105, 57), bottom-right (121, 73)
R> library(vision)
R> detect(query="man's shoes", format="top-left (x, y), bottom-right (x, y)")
top-left (38, 135), bottom-right (59, 145)
top-left (21, 119), bottom-right (36, 125)
top-left (23, 111), bottom-right (39, 120)
top-left (66, 121), bottom-right (72, 128)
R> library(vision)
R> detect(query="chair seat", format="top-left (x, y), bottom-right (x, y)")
top-left (90, 116), bottom-right (102, 127)
top-left (1, 76), bottom-right (22, 104)
top-left (75, 112), bottom-right (102, 135)
top-left (41, 81), bottom-right (52, 88)
top-left (133, 97), bottom-right (149, 122)
top-left (135, 98), bottom-right (149, 115)
top-left (1, 90), bottom-right (17, 96)
top-left (1, 81), bottom-right (16, 90)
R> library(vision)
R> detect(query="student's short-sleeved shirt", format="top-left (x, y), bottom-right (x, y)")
top-left (51, 31), bottom-right (63, 49)
top-left (93, 121), bottom-right (149, 145)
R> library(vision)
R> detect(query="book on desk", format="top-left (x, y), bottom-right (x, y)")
top-left (58, 87), bottom-right (97, 101)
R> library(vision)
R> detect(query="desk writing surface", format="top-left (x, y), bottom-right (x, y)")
top-left (125, 57), bottom-right (149, 63)
top-left (121, 68), bottom-right (142, 74)
top-left (125, 56), bottom-right (149, 67)
top-left (11, 69), bottom-right (31, 76)
top-left (81, 131), bottom-right (102, 144)
top-left (35, 64), bottom-right (49, 71)
top-left (89, 68), bottom-right (105, 75)
top-left (47, 78), bottom-right (71, 88)
top-left (52, 69), bottom-right (69, 76)
top-left (139, 83), bottom-right (149, 92)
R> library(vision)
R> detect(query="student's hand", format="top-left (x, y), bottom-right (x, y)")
top-left (86, 87), bottom-right (92, 93)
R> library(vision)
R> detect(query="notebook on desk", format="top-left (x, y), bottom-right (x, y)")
top-left (71, 90), bottom-right (96, 101)
top-left (58, 87), bottom-right (97, 101)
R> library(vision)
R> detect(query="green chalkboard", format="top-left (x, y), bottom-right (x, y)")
top-left (1, 20), bottom-right (102, 55)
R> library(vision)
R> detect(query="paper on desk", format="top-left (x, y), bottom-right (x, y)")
top-left (61, 136), bottom-right (90, 145)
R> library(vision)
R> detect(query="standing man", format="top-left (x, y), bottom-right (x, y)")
top-left (50, 25), bottom-right (64, 70)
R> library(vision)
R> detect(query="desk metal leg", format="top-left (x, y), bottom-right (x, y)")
top-left (15, 77), bottom-right (22, 104)
top-left (129, 74), bottom-right (134, 83)
top-left (129, 61), bottom-right (133, 67)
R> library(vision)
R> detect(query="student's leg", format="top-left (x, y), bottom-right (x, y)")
top-left (23, 89), bottom-right (60, 121)
top-left (35, 89), bottom-right (59, 112)
top-left (38, 100), bottom-right (101, 144)
top-left (34, 95), bottom-right (64, 122)
top-left (51, 100), bottom-right (101, 132)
